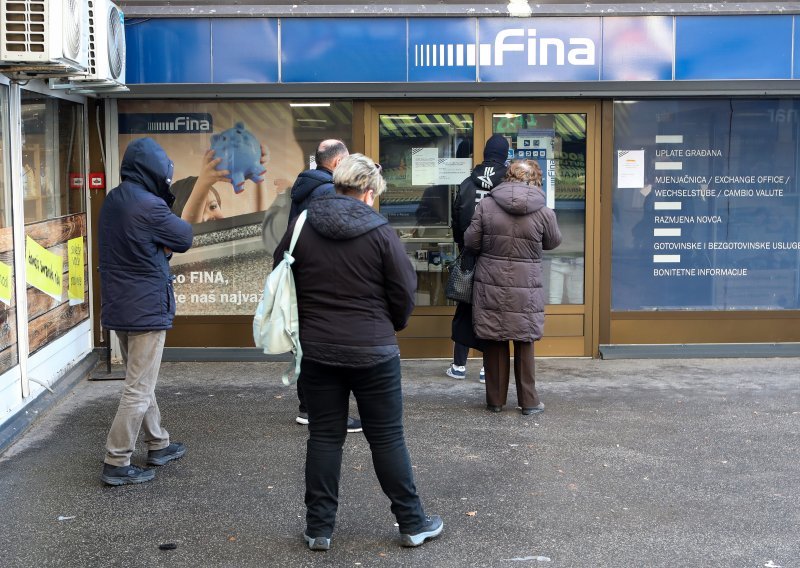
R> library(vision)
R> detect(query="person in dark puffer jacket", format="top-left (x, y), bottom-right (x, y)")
top-left (98, 137), bottom-right (193, 486)
top-left (274, 154), bottom-right (443, 551)
top-left (464, 159), bottom-right (562, 416)
top-left (287, 138), bottom-right (349, 225)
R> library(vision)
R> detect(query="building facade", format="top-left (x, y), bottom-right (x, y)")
top-left (3, 0), bottom-right (800, 433)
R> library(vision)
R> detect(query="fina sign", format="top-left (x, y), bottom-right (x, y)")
top-left (118, 113), bottom-right (214, 134)
top-left (414, 28), bottom-right (595, 68)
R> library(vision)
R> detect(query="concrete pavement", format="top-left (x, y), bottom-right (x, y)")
top-left (1, 357), bottom-right (798, 567)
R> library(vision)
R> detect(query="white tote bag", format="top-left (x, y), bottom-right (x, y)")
top-left (253, 210), bottom-right (307, 385)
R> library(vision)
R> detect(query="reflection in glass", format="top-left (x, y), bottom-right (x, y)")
top-left (492, 112), bottom-right (586, 304)
top-left (0, 85), bottom-right (18, 373)
top-left (21, 93), bottom-right (86, 223)
top-left (378, 113), bottom-right (474, 306)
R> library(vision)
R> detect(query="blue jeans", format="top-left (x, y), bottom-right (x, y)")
top-left (301, 356), bottom-right (426, 537)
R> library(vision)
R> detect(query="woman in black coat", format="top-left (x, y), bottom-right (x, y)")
top-left (273, 154), bottom-right (442, 551)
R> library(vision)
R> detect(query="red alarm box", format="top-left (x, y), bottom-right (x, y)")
top-left (69, 173), bottom-right (84, 189)
top-left (89, 173), bottom-right (106, 190)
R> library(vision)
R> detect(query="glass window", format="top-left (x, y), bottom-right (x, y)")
top-left (22, 92), bottom-right (88, 355)
top-left (492, 112), bottom-right (587, 305)
top-left (117, 99), bottom-right (353, 316)
top-left (21, 93), bottom-right (86, 222)
top-left (378, 113), bottom-right (474, 306)
top-left (0, 85), bottom-right (18, 373)
top-left (613, 99), bottom-right (800, 310)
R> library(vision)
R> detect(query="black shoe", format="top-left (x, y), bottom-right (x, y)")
top-left (303, 533), bottom-right (331, 551)
top-left (146, 442), bottom-right (186, 466)
top-left (101, 463), bottom-right (155, 486)
top-left (521, 403), bottom-right (545, 416)
top-left (400, 515), bottom-right (443, 547)
top-left (486, 405), bottom-right (502, 413)
top-left (346, 416), bottom-right (363, 433)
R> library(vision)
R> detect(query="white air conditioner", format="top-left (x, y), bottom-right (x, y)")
top-left (0, 0), bottom-right (89, 72)
top-left (69, 0), bottom-right (125, 87)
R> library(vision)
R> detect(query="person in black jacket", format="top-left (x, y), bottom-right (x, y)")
top-left (274, 154), bottom-right (443, 551)
top-left (447, 134), bottom-right (509, 382)
top-left (282, 138), bottom-right (361, 432)
top-left (98, 138), bottom-right (194, 486)
top-left (287, 139), bottom-right (349, 225)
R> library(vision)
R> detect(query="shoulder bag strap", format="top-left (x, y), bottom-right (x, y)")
top-left (287, 209), bottom-right (307, 256)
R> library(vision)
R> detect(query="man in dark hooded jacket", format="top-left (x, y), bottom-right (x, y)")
top-left (98, 137), bottom-right (193, 486)
top-left (287, 139), bottom-right (349, 225)
top-left (446, 134), bottom-right (509, 382)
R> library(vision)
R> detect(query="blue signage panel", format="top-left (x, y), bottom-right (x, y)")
top-left (408, 18), bottom-right (477, 82)
top-left (281, 18), bottom-right (406, 83)
top-left (118, 113), bottom-right (213, 134)
top-left (675, 15), bottom-right (792, 80)
top-left (211, 19), bottom-right (278, 83)
top-left (613, 99), bottom-right (800, 311)
top-left (126, 18), bottom-right (212, 84)
top-left (478, 17), bottom-right (601, 82)
top-left (601, 17), bottom-right (673, 81)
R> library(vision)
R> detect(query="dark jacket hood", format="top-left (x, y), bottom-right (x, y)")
top-left (120, 138), bottom-right (175, 207)
top-left (307, 194), bottom-right (387, 240)
top-left (291, 168), bottom-right (333, 204)
top-left (490, 181), bottom-right (546, 216)
top-left (470, 161), bottom-right (507, 191)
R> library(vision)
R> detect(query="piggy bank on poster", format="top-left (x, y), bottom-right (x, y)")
top-left (210, 122), bottom-right (264, 193)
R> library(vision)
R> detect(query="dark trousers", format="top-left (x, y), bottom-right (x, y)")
top-left (301, 356), bottom-right (426, 537)
top-left (453, 342), bottom-right (470, 367)
top-left (297, 378), bottom-right (307, 414)
top-left (483, 340), bottom-right (540, 409)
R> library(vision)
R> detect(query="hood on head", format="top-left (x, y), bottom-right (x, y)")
top-left (483, 134), bottom-right (509, 165)
top-left (120, 138), bottom-right (175, 206)
top-left (490, 181), bottom-right (546, 216)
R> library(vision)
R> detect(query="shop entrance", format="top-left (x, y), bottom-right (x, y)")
top-left (366, 101), bottom-right (600, 357)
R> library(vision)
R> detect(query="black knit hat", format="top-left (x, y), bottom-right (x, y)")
top-left (483, 134), bottom-right (509, 164)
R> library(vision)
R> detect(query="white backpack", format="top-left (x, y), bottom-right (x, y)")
top-left (253, 210), bottom-right (307, 385)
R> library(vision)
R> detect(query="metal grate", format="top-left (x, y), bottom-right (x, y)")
top-left (107, 3), bottom-right (123, 79)
top-left (87, 0), bottom-right (96, 75)
top-left (2, 0), bottom-right (47, 54)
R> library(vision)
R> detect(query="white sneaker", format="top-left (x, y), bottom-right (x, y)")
top-left (479, 367), bottom-right (485, 384)
top-left (445, 364), bottom-right (466, 380)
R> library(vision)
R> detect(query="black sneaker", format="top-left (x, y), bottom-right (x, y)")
top-left (303, 533), bottom-right (331, 551)
top-left (146, 442), bottom-right (186, 466)
top-left (400, 515), bottom-right (443, 547)
top-left (101, 463), bottom-right (155, 486)
top-left (521, 402), bottom-right (545, 416)
top-left (296, 412), bottom-right (310, 425)
top-left (346, 416), bottom-right (363, 433)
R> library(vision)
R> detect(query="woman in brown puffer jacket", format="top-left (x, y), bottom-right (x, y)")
top-left (463, 159), bottom-right (562, 415)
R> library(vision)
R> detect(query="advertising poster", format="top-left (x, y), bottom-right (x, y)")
top-left (118, 100), bottom-right (353, 316)
top-left (25, 235), bottom-right (62, 300)
top-left (67, 237), bottom-right (84, 305)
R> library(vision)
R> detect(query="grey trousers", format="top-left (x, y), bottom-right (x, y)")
top-left (104, 330), bottom-right (170, 467)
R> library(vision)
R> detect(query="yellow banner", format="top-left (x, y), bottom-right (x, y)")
top-left (0, 261), bottom-right (11, 306)
top-left (68, 236), bottom-right (85, 304)
top-left (26, 235), bottom-right (63, 300)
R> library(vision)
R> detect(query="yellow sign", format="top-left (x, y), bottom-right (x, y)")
top-left (0, 261), bottom-right (11, 306)
top-left (26, 235), bottom-right (63, 300)
top-left (68, 237), bottom-right (84, 304)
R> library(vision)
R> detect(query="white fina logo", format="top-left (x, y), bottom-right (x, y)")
top-left (414, 28), bottom-right (595, 68)
top-left (146, 116), bottom-right (212, 132)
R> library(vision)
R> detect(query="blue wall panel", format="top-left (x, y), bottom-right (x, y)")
top-left (601, 17), bottom-right (673, 81)
top-left (126, 19), bottom-right (212, 84)
top-left (408, 18), bottom-right (477, 82)
top-left (211, 19), bottom-right (279, 83)
top-left (281, 18), bottom-right (406, 83)
top-left (676, 15), bottom-right (792, 80)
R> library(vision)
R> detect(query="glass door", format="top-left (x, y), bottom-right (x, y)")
top-left (369, 101), bottom-right (598, 357)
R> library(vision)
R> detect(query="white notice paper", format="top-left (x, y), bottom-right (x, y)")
top-left (617, 149), bottom-right (645, 189)
top-left (411, 148), bottom-right (438, 186)
top-left (436, 158), bottom-right (472, 185)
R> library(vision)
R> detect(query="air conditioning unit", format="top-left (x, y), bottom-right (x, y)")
top-left (0, 0), bottom-right (89, 73)
top-left (69, 0), bottom-right (125, 88)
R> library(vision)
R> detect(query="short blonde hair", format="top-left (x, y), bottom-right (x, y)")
top-left (333, 153), bottom-right (386, 197)
top-left (504, 159), bottom-right (543, 187)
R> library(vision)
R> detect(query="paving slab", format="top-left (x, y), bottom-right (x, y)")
top-left (1, 357), bottom-right (798, 567)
